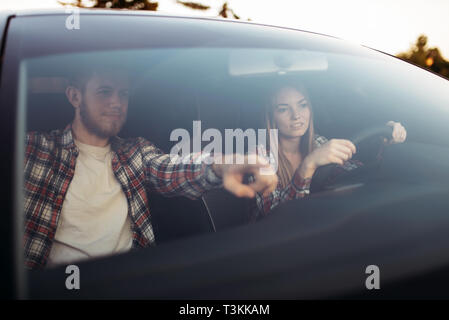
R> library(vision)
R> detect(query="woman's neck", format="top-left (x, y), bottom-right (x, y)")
top-left (279, 136), bottom-right (303, 171)
top-left (279, 135), bottom-right (301, 155)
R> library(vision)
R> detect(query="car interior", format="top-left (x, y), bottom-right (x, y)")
top-left (24, 45), bottom-right (449, 256)
top-left (21, 49), bottom-right (385, 246)
top-left (25, 51), bottom-right (265, 246)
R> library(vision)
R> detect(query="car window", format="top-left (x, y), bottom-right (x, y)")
top-left (9, 14), bottom-right (449, 148)
top-left (6, 14), bottom-right (449, 281)
top-left (22, 47), bottom-right (449, 141)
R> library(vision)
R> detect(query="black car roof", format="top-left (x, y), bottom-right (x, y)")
top-left (0, 8), bottom-right (347, 63)
top-left (1, 8), bottom-right (340, 40)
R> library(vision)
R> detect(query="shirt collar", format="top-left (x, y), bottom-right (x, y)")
top-left (60, 124), bottom-right (76, 150)
top-left (61, 123), bottom-right (124, 152)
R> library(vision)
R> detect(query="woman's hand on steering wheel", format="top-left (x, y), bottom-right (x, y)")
top-left (308, 121), bottom-right (407, 192)
top-left (384, 121), bottom-right (407, 145)
top-left (298, 139), bottom-right (357, 179)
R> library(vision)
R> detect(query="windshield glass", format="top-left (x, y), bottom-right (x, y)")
top-left (23, 46), bottom-right (449, 147)
top-left (10, 15), bottom-right (449, 275)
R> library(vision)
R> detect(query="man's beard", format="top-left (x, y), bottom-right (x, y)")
top-left (79, 102), bottom-right (126, 139)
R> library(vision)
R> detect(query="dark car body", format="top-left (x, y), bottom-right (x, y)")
top-left (1, 9), bottom-right (449, 299)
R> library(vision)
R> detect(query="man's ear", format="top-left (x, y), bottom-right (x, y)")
top-left (65, 86), bottom-right (82, 109)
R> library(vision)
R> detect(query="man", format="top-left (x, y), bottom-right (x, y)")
top-left (23, 65), bottom-right (278, 269)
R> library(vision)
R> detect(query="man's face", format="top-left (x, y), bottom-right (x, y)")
top-left (79, 71), bottom-right (129, 139)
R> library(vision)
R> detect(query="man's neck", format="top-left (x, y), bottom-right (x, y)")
top-left (71, 120), bottom-right (110, 147)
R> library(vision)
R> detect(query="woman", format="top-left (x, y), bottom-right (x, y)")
top-left (251, 84), bottom-right (407, 219)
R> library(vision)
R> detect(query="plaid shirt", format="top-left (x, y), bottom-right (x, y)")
top-left (253, 135), bottom-right (364, 218)
top-left (23, 124), bottom-right (222, 269)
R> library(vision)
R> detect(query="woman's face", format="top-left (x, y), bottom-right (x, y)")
top-left (272, 87), bottom-right (311, 139)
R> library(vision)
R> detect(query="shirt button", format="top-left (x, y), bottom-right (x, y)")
top-left (56, 195), bottom-right (64, 200)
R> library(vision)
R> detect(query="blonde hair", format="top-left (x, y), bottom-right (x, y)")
top-left (265, 84), bottom-right (315, 188)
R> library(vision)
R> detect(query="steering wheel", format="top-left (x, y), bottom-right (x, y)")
top-left (310, 125), bottom-right (394, 193)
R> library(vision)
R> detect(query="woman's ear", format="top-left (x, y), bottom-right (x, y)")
top-left (65, 86), bottom-right (82, 109)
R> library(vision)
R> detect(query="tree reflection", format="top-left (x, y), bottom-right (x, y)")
top-left (59, 0), bottom-right (243, 20)
top-left (397, 34), bottom-right (449, 79)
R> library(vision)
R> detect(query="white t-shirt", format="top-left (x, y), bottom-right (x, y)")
top-left (47, 139), bottom-right (133, 267)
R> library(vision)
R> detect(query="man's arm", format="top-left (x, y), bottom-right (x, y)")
top-left (139, 138), bottom-right (277, 200)
top-left (139, 138), bottom-right (223, 199)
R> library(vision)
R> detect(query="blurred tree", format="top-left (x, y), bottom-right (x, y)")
top-left (59, 0), bottom-right (158, 10)
top-left (397, 34), bottom-right (449, 79)
top-left (176, 1), bottom-right (209, 10)
top-left (218, 2), bottom-right (240, 19)
top-left (410, 35), bottom-right (428, 66)
top-left (59, 0), bottom-right (242, 19)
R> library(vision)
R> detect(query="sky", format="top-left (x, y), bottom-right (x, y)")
top-left (1, 0), bottom-right (448, 59)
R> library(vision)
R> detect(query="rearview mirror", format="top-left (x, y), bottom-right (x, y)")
top-left (229, 49), bottom-right (328, 76)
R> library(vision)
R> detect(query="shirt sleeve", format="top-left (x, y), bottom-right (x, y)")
top-left (250, 144), bottom-right (312, 219)
top-left (253, 175), bottom-right (312, 219)
top-left (314, 134), bottom-right (366, 186)
top-left (138, 138), bottom-right (223, 200)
